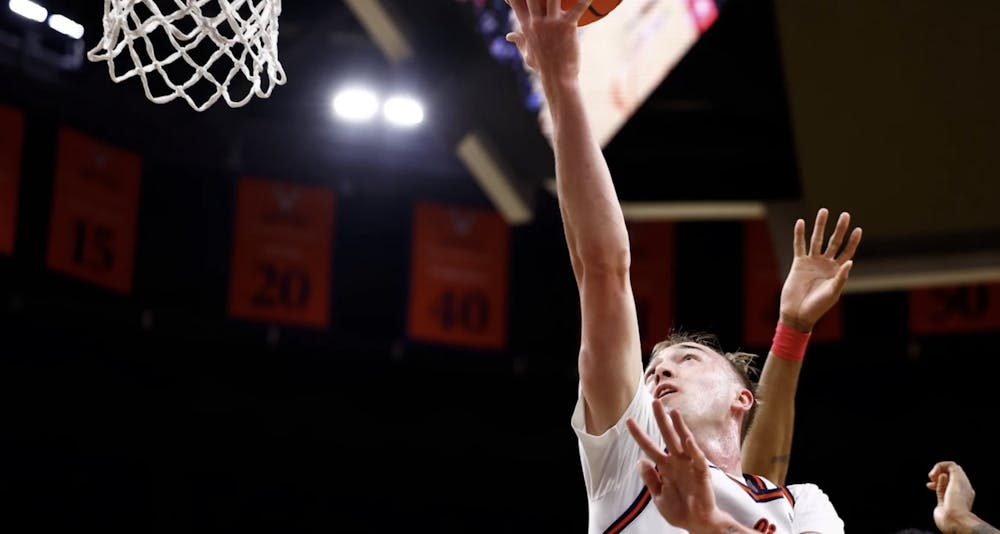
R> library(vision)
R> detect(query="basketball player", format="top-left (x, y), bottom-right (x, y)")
top-left (504, 0), bottom-right (858, 531)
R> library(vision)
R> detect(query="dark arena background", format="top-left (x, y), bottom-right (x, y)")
top-left (1, 0), bottom-right (999, 532)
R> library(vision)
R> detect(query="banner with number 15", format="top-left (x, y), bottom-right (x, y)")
top-left (46, 128), bottom-right (142, 293)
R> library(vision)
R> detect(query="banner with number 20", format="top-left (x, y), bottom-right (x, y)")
top-left (227, 177), bottom-right (335, 328)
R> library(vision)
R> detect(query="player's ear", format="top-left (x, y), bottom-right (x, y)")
top-left (733, 388), bottom-right (754, 413)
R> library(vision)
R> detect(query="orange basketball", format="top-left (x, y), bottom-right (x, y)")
top-left (565, 0), bottom-right (623, 26)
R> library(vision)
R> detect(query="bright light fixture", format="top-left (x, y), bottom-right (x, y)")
top-left (48, 13), bottom-right (84, 39)
top-left (332, 87), bottom-right (379, 122)
top-left (383, 96), bottom-right (424, 127)
top-left (9, 0), bottom-right (47, 22)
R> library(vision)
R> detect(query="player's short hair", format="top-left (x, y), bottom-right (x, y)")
top-left (648, 331), bottom-right (761, 443)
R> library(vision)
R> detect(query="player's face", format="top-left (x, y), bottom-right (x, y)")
top-left (643, 342), bottom-right (741, 423)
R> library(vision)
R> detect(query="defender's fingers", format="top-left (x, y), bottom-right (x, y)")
top-left (836, 227), bottom-right (863, 263)
top-left (793, 219), bottom-right (806, 257)
top-left (823, 212), bottom-right (851, 258)
top-left (808, 208), bottom-right (829, 256)
top-left (929, 461), bottom-right (957, 479)
top-left (830, 261), bottom-right (853, 294)
top-left (936, 473), bottom-right (949, 504)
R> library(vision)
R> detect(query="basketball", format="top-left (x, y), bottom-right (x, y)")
top-left (565, 0), bottom-right (623, 26)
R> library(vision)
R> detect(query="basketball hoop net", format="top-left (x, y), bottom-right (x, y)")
top-left (87, 0), bottom-right (286, 111)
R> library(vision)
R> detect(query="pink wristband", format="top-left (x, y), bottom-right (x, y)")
top-left (770, 322), bottom-right (811, 362)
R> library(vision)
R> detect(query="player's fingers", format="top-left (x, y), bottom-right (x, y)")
top-left (836, 227), bottom-right (863, 263)
top-left (507, 0), bottom-right (531, 23)
top-left (929, 461), bottom-right (956, 480)
top-left (670, 411), bottom-right (708, 475)
top-left (653, 401), bottom-right (685, 458)
top-left (948, 463), bottom-right (972, 488)
top-left (566, 0), bottom-right (594, 22)
top-left (638, 459), bottom-right (663, 496)
top-left (525, 0), bottom-right (542, 17)
top-left (823, 212), bottom-right (850, 258)
top-left (793, 219), bottom-right (806, 257)
top-left (670, 409), bottom-right (696, 453)
top-left (626, 417), bottom-right (668, 464)
top-left (829, 260), bottom-right (853, 294)
top-left (547, 0), bottom-right (560, 17)
top-left (686, 437), bottom-right (711, 476)
top-left (808, 208), bottom-right (829, 256)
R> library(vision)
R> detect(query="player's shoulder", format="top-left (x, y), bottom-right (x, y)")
top-left (786, 482), bottom-right (827, 495)
top-left (785, 482), bottom-right (834, 508)
top-left (785, 482), bottom-right (845, 533)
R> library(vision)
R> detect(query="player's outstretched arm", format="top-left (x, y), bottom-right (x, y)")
top-left (741, 209), bottom-right (862, 484)
top-left (507, 0), bottom-right (642, 434)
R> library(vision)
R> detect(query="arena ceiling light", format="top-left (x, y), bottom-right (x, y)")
top-left (332, 87), bottom-right (379, 123)
top-left (8, 0), bottom-right (47, 22)
top-left (331, 86), bottom-right (425, 128)
top-left (383, 95), bottom-right (424, 128)
top-left (48, 13), bottom-right (84, 39)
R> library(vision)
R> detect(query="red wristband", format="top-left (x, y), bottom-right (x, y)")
top-left (770, 321), bottom-right (811, 362)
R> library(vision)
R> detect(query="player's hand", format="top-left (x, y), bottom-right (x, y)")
top-left (504, 0), bottom-right (592, 79)
top-left (626, 403), bottom-right (737, 532)
top-left (927, 461), bottom-right (977, 533)
top-left (778, 208), bottom-right (862, 332)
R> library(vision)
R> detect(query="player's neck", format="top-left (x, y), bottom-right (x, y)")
top-left (694, 426), bottom-right (744, 477)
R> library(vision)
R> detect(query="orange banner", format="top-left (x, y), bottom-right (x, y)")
top-left (909, 283), bottom-right (1000, 335)
top-left (227, 177), bottom-right (335, 329)
top-left (407, 202), bottom-right (510, 349)
top-left (627, 222), bottom-right (676, 354)
top-left (46, 128), bottom-right (142, 293)
top-left (0, 105), bottom-right (25, 256)
top-left (743, 219), bottom-right (842, 348)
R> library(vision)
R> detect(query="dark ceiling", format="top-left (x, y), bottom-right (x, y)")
top-left (0, 0), bottom-right (793, 194)
top-left (3, 0), bottom-right (998, 291)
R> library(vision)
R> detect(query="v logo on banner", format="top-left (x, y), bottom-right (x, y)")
top-left (271, 184), bottom-right (301, 214)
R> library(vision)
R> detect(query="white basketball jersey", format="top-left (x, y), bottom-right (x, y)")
top-left (571, 381), bottom-right (845, 534)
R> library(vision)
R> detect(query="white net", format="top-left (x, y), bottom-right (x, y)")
top-left (87, 0), bottom-right (286, 111)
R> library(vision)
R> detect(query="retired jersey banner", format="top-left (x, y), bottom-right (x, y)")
top-left (407, 202), bottom-right (510, 349)
top-left (743, 219), bottom-right (843, 348)
top-left (0, 105), bottom-right (25, 256)
top-left (909, 283), bottom-right (1000, 335)
top-left (46, 128), bottom-right (142, 293)
top-left (227, 177), bottom-right (335, 328)
top-left (627, 221), bottom-right (676, 354)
